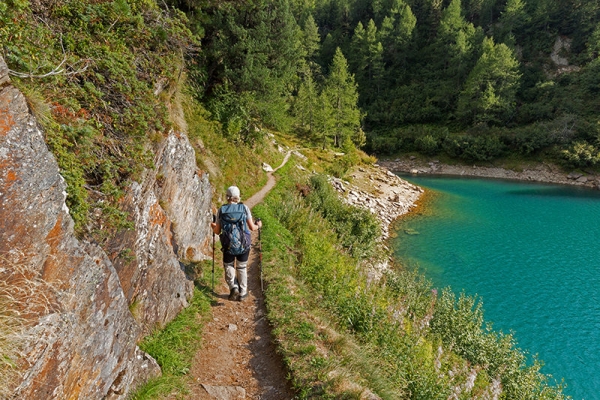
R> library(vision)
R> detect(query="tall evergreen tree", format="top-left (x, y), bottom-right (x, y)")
top-left (378, 0), bottom-right (416, 70)
top-left (294, 72), bottom-right (319, 134)
top-left (199, 0), bottom-right (301, 135)
top-left (298, 14), bottom-right (322, 81)
top-left (499, 0), bottom-right (529, 44)
top-left (301, 14), bottom-right (321, 62)
top-left (365, 19), bottom-right (385, 98)
top-left (315, 90), bottom-right (336, 149)
top-left (350, 21), bottom-right (368, 75)
top-left (434, 0), bottom-right (477, 88)
top-left (351, 19), bottom-right (385, 104)
top-left (457, 37), bottom-right (521, 125)
top-left (323, 48), bottom-right (363, 147)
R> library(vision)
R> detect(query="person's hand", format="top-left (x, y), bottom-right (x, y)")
top-left (255, 218), bottom-right (262, 229)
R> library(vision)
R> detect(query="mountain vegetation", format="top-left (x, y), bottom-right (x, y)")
top-left (2, 0), bottom-right (593, 397)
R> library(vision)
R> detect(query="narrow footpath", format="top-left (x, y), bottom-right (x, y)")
top-left (185, 152), bottom-right (296, 400)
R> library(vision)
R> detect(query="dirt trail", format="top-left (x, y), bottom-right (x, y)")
top-left (185, 152), bottom-right (296, 399)
top-left (245, 151), bottom-right (292, 209)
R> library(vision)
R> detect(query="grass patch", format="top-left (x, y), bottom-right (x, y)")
top-left (0, 255), bottom-right (56, 398)
top-left (131, 268), bottom-right (212, 400)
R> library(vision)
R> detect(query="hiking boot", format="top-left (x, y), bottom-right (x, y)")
top-left (237, 293), bottom-right (247, 302)
top-left (228, 287), bottom-right (239, 301)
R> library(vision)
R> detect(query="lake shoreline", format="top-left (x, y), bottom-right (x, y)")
top-left (378, 157), bottom-right (600, 190)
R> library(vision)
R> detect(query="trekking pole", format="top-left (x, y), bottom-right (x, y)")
top-left (212, 213), bottom-right (216, 291)
top-left (256, 218), bottom-right (263, 292)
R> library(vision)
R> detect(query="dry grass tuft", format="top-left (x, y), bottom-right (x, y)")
top-left (0, 253), bottom-right (56, 397)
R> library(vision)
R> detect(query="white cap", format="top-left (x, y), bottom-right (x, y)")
top-left (226, 186), bottom-right (241, 201)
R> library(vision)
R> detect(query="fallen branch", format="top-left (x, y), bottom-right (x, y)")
top-left (8, 57), bottom-right (91, 79)
top-left (8, 33), bottom-right (92, 79)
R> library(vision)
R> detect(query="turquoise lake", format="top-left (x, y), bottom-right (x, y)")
top-left (392, 175), bottom-right (600, 400)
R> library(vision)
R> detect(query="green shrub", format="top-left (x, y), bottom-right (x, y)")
top-left (367, 133), bottom-right (404, 155)
top-left (415, 134), bottom-right (440, 155)
top-left (306, 175), bottom-right (380, 259)
top-left (560, 141), bottom-right (600, 167)
top-left (442, 134), bottom-right (505, 161)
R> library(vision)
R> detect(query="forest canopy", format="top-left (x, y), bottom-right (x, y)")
top-left (177, 0), bottom-right (600, 166)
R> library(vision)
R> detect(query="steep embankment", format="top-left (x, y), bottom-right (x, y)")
top-left (0, 56), bottom-right (213, 398)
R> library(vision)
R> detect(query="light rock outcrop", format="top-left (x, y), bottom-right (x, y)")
top-left (331, 167), bottom-right (422, 241)
top-left (107, 131), bottom-right (212, 334)
top-left (380, 158), bottom-right (600, 190)
top-left (328, 166), bottom-right (423, 280)
top-left (0, 55), bottom-right (212, 398)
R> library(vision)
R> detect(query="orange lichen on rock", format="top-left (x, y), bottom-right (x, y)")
top-left (149, 202), bottom-right (167, 226)
top-left (0, 106), bottom-right (15, 136)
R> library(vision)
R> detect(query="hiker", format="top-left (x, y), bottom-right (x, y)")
top-left (211, 186), bottom-right (262, 302)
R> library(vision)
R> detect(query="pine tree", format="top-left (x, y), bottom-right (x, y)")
top-left (379, 0), bottom-right (417, 69)
top-left (365, 20), bottom-right (385, 97)
top-left (457, 37), bottom-right (521, 125)
top-left (434, 0), bottom-right (477, 87)
top-left (301, 14), bottom-right (321, 62)
top-left (350, 21), bottom-right (368, 75)
top-left (314, 90), bottom-right (335, 149)
top-left (294, 72), bottom-right (319, 134)
top-left (323, 48), bottom-right (363, 148)
top-left (350, 19), bottom-right (385, 105)
top-left (298, 14), bottom-right (322, 82)
top-left (499, 0), bottom-right (529, 43)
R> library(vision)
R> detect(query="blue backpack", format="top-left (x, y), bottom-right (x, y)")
top-left (219, 203), bottom-right (251, 255)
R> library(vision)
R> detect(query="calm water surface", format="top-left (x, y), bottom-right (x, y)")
top-left (392, 175), bottom-right (600, 400)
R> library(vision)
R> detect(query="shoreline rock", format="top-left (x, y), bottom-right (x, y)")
top-left (329, 165), bottom-right (424, 279)
top-left (379, 158), bottom-right (600, 190)
top-left (330, 167), bottom-right (423, 241)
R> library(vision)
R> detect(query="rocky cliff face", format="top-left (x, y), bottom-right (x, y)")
top-left (0, 56), bottom-right (212, 398)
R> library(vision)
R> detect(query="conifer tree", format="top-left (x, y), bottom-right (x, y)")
top-left (294, 72), bottom-right (319, 134)
top-left (315, 90), bottom-right (335, 149)
top-left (499, 0), bottom-right (529, 43)
top-left (365, 20), bottom-right (385, 98)
top-left (434, 0), bottom-right (477, 89)
top-left (323, 48), bottom-right (363, 148)
top-left (351, 19), bottom-right (385, 104)
top-left (350, 21), bottom-right (368, 75)
top-left (457, 37), bottom-right (521, 125)
top-left (379, 0), bottom-right (416, 69)
top-left (301, 15), bottom-right (321, 64)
